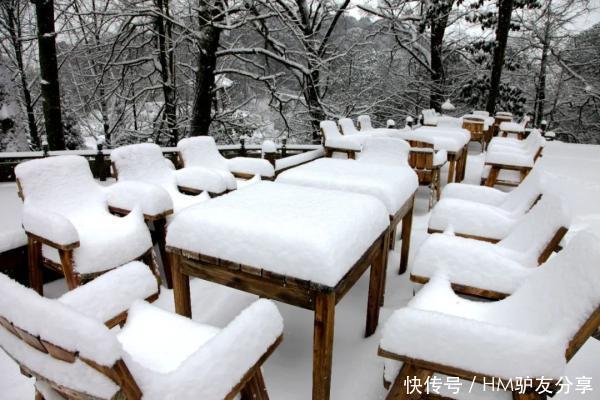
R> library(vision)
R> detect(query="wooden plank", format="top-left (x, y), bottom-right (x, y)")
top-left (427, 228), bottom-right (501, 243)
top-left (240, 369), bottom-right (270, 400)
top-left (25, 231), bottom-right (79, 251)
top-left (410, 274), bottom-right (509, 300)
top-left (58, 249), bottom-right (80, 290)
top-left (152, 218), bottom-right (172, 289)
top-left (399, 201), bottom-right (414, 274)
top-left (312, 291), bottom-right (335, 400)
top-left (170, 252), bottom-right (192, 318)
top-left (365, 233), bottom-right (386, 337)
top-left (27, 237), bottom-right (43, 295)
top-left (538, 226), bottom-right (568, 265)
top-left (41, 340), bottom-right (76, 363)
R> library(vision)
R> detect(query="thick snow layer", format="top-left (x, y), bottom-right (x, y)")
top-left (167, 182), bottom-right (389, 287)
top-left (276, 158), bottom-right (418, 215)
top-left (275, 147), bottom-right (325, 171)
top-left (227, 157), bottom-right (275, 178)
top-left (0, 229), bottom-right (27, 254)
top-left (122, 299), bottom-right (283, 400)
top-left (338, 118), bottom-right (361, 136)
top-left (499, 122), bottom-right (525, 132)
top-left (173, 167), bottom-right (228, 194)
top-left (416, 195), bottom-right (571, 292)
top-left (488, 130), bottom-right (544, 155)
top-left (357, 115), bottom-right (374, 131)
top-left (58, 261), bottom-right (158, 323)
top-left (15, 156), bottom-right (152, 274)
top-left (357, 137), bottom-right (410, 167)
top-left (320, 120), bottom-right (362, 151)
top-left (441, 183), bottom-right (507, 205)
top-left (421, 109), bottom-right (439, 126)
top-left (485, 149), bottom-right (535, 168)
top-left (436, 116), bottom-right (462, 128)
top-left (384, 232), bottom-right (600, 380)
top-left (261, 140), bottom-right (277, 154)
top-left (0, 183), bottom-right (26, 253)
top-left (105, 181), bottom-right (173, 216)
top-left (0, 273), bottom-right (121, 367)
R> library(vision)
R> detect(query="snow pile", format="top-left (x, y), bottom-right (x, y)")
top-left (357, 137), bottom-right (410, 167)
top-left (275, 147), bottom-right (325, 171)
top-left (356, 115), bottom-right (409, 136)
top-left (276, 158), bottom-right (418, 216)
top-left (414, 194), bottom-right (571, 293)
top-left (15, 156), bottom-right (152, 274)
top-left (320, 120), bottom-right (362, 151)
top-left (261, 140), bottom-right (277, 154)
top-left (122, 299), bottom-right (283, 400)
top-left (178, 136), bottom-right (274, 179)
top-left (441, 100), bottom-right (455, 111)
top-left (106, 181), bottom-right (173, 216)
top-left (384, 232), bottom-right (600, 380)
top-left (167, 182), bottom-right (389, 287)
top-left (59, 261), bottom-right (159, 323)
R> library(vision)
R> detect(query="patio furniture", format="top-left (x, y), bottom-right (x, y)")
top-left (276, 146), bottom-right (418, 275)
top-left (500, 115), bottom-right (531, 140)
top-left (462, 117), bottom-right (486, 150)
top-left (412, 194), bottom-right (570, 299)
top-left (166, 182), bottom-right (389, 400)
top-left (319, 120), bottom-right (361, 159)
top-left (357, 115), bottom-right (406, 136)
top-left (0, 261), bottom-right (282, 400)
top-left (428, 169), bottom-right (544, 242)
top-left (380, 232), bottom-right (600, 400)
top-left (14, 156), bottom-right (154, 294)
top-left (177, 136), bottom-right (275, 181)
top-left (406, 140), bottom-right (447, 209)
top-left (421, 109), bottom-right (439, 126)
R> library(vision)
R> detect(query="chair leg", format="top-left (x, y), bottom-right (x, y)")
top-left (485, 166), bottom-right (499, 187)
top-left (240, 369), bottom-right (269, 400)
top-left (58, 249), bottom-right (80, 290)
top-left (35, 390), bottom-right (44, 400)
top-left (152, 218), bottom-right (172, 288)
top-left (385, 362), bottom-right (432, 400)
top-left (28, 237), bottom-right (43, 295)
top-left (399, 205), bottom-right (413, 274)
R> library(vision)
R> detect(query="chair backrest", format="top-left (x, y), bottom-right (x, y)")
top-left (0, 273), bottom-right (135, 399)
top-left (473, 110), bottom-right (489, 117)
top-left (495, 232), bottom-right (600, 357)
top-left (421, 109), bottom-right (438, 125)
top-left (177, 136), bottom-right (229, 170)
top-left (357, 115), bottom-right (373, 131)
top-left (15, 155), bottom-right (107, 218)
top-left (462, 119), bottom-right (484, 139)
top-left (111, 143), bottom-right (176, 190)
top-left (500, 169), bottom-right (544, 214)
top-left (407, 140), bottom-right (436, 184)
top-left (358, 137), bottom-right (409, 167)
top-left (338, 118), bottom-right (360, 135)
top-left (320, 120), bottom-right (342, 140)
top-left (499, 194), bottom-right (570, 266)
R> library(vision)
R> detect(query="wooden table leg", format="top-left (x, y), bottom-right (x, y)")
top-left (313, 291), bottom-right (335, 400)
top-left (485, 166), bottom-right (500, 187)
top-left (27, 237), bottom-right (43, 295)
top-left (447, 158), bottom-right (456, 184)
top-left (399, 204), bottom-right (414, 274)
top-left (380, 227), bottom-right (393, 306)
top-left (153, 218), bottom-right (172, 289)
top-left (170, 253), bottom-right (191, 318)
top-left (366, 236), bottom-right (385, 337)
top-left (241, 369), bottom-right (270, 400)
top-left (459, 148), bottom-right (468, 182)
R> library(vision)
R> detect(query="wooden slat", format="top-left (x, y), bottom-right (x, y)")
top-left (410, 274), bottom-right (509, 300)
top-left (41, 340), bottom-right (77, 363)
top-left (427, 228), bottom-right (501, 243)
top-left (14, 326), bottom-right (47, 353)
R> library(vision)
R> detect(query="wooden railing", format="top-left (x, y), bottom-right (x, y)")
top-left (0, 141), bottom-right (320, 182)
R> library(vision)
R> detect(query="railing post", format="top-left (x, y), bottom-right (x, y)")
top-left (41, 135), bottom-right (49, 157)
top-left (281, 138), bottom-right (287, 158)
top-left (95, 142), bottom-right (106, 181)
top-left (240, 137), bottom-right (247, 157)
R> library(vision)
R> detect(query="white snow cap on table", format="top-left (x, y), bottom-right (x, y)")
top-left (277, 157), bottom-right (418, 216)
top-left (384, 232), bottom-right (600, 380)
top-left (122, 299), bottom-right (283, 400)
top-left (15, 155), bottom-right (152, 275)
top-left (167, 182), bottom-right (389, 287)
top-left (59, 261), bottom-right (159, 323)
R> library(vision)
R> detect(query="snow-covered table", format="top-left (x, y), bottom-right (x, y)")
top-left (276, 158), bottom-right (418, 275)
top-left (166, 182), bottom-right (389, 400)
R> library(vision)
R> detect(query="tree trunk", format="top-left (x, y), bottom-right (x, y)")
top-left (189, 1), bottom-right (221, 136)
top-left (486, 0), bottom-right (514, 115)
top-left (304, 69), bottom-right (326, 143)
top-left (429, 2), bottom-right (453, 111)
top-left (32, 0), bottom-right (64, 150)
top-left (155, 0), bottom-right (178, 144)
top-left (534, 4), bottom-right (552, 126)
top-left (5, 2), bottom-right (40, 149)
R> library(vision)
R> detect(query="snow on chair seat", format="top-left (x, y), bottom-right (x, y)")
top-left (178, 136), bottom-right (274, 181)
top-left (412, 194), bottom-right (570, 298)
top-left (428, 170), bottom-right (545, 241)
top-left (319, 120), bottom-right (362, 159)
top-left (357, 115), bottom-right (409, 136)
top-left (380, 232), bottom-right (600, 400)
top-left (15, 155), bottom-right (153, 294)
top-left (0, 268), bottom-right (283, 400)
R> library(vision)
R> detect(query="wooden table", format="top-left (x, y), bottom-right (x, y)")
top-left (165, 182), bottom-right (390, 400)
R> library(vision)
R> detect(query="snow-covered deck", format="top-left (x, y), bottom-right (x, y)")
top-left (1, 141), bottom-right (600, 399)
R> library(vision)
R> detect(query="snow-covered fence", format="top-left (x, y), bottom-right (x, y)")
top-left (0, 142), bottom-right (320, 182)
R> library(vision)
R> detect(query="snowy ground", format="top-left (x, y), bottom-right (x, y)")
top-left (1, 142), bottom-right (600, 399)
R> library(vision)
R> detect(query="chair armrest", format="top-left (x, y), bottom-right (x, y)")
top-left (227, 157), bottom-right (275, 178)
top-left (105, 181), bottom-right (173, 221)
top-left (58, 261), bottom-right (160, 327)
top-left (174, 167), bottom-right (228, 195)
top-left (275, 148), bottom-right (325, 173)
top-left (167, 299), bottom-right (284, 398)
top-left (485, 151), bottom-right (534, 168)
top-left (22, 204), bottom-right (79, 250)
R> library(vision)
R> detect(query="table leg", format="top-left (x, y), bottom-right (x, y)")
top-left (170, 253), bottom-right (192, 318)
top-left (447, 159), bottom-right (456, 183)
top-left (380, 228), bottom-right (392, 306)
top-left (241, 369), bottom-right (269, 400)
top-left (313, 291), bottom-right (335, 400)
top-left (399, 204), bottom-right (414, 274)
top-left (153, 218), bottom-right (172, 289)
top-left (27, 237), bottom-right (43, 295)
top-left (366, 236), bottom-right (385, 337)
top-left (459, 148), bottom-right (468, 182)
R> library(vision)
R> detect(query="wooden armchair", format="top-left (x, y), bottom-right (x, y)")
top-left (407, 140), bottom-right (447, 209)
top-left (0, 265), bottom-right (283, 400)
top-left (14, 156), bottom-right (155, 294)
top-left (462, 118), bottom-right (485, 151)
top-left (319, 120), bottom-right (361, 159)
top-left (380, 232), bottom-right (600, 400)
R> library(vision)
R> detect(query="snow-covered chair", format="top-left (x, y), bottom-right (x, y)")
top-left (499, 115), bottom-right (531, 140)
top-left (15, 156), bottom-right (154, 294)
top-left (472, 110), bottom-right (489, 117)
top-left (356, 115), bottom-right (405, 136)
top-left (177, 136), bottom-right (275, 181)
top-left (0, 264), bottom-right (283, 400)
top-left (483, 130), bottom-right (544, 187)
top-left (406, 139), bottom-right (447, 209)
top-left (338, 117), bottom-right (362, 136)
top-left (462, 117), bottom-right (485, 150)
top-left (320, 120), bottom-right (361, 159)
top-left (380, 232), bottom-right (600, 400)
top-left (421, 109), bottom-right (439, 126)
top-left (412, 194), bottom-right (570, 299)
top-left (496, 111), bottom-right (513, 118)
top-left (428, 169), bottom-right (545, 241)
top-left (357, 115), bottom-right (374, 131)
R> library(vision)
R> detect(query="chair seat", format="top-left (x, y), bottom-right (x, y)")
top-left (118, 301), bottom-right (220, 375)
top-left (42, 212), bottom-right (152, 275)
top-left (428, 198), bottom-right (518, 240)
top-left (227, 157), bottom-right (275, 178)
top-left (499, 122), bottom-right (525, 132)
top-left (485, 149), bottom-right (535, 168)
top-left (169, 190), bottom-right (210, 214)
top-left (441, 183), bottom-right (507, 205)
top-left (325, 136), bottom-right (362, 151)
top-left (175, 167), bottom-right (229, 194)
top-left (433, 149), bottom-right (447, 167)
